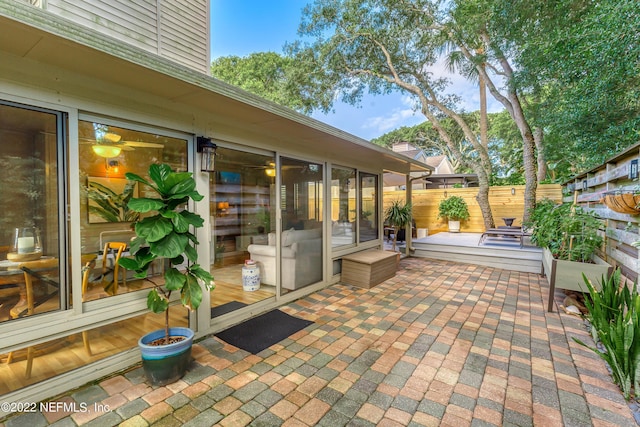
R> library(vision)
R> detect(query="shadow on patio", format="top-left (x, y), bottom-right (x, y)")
top-left (2, 257), bottom-right (635, 426)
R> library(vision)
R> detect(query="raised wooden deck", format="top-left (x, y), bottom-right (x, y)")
top-left (411, 232), bottom-right (542, 273)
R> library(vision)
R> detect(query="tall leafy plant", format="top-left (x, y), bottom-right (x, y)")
top-left (119, 164), bottom-right (214, 344)
top-left (574, 270), bottom-right (640, 400)
top-left (384, 200), bottom-right (412, 251)
top-left (525, 199), bottom-right (603, 262)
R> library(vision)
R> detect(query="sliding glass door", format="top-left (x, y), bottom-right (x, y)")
top-left (279, 157), bottom-right (323, 293)
top-left (210, 147), bottom-right (276, 315)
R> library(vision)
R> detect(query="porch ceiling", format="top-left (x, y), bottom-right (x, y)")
top-left (0, 5), bottom-right (432, 176)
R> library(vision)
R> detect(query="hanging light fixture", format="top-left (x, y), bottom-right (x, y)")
top-left (264, 161), bottom-right (276, 177)
top-left (92, 128), bottom-right (123, 158)
top-left (197, 136), bottom-right (217, 172)
top-left (92, 145), bottom-right (122, 158)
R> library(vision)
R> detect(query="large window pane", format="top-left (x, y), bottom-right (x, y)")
top-left (331, 167), bottom-right (356, 247)
top-left (0, 102), bottom-right (61, 323)
top-left (78, 120), bottom-right (187, 302)
top-left (359, 172), bottom-right (379, 242)
top-left (211, 148), bottom-right (276, 315)
top-left (278, 157), bottom-right (323, 292)
top-left (0, 308), bottom-right (187, 393)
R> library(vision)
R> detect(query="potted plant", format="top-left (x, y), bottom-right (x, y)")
top-left (384, 200), bottom-right (412, 251)
top-left (119, 163), bottom-right (214, 385)
top-left (438, 195), bottom-right (470, 232)
top-left (525, 199), bottom-right (612, 311)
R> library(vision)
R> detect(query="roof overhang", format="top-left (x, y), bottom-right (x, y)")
top-left (0, 2), bottom-right (431, 176)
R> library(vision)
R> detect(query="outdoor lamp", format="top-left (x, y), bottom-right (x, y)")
top-left (197, 136), bottom-right (217, 172)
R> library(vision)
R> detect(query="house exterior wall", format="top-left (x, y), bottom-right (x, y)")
top-left (35, 0), bottom-right (210, 73)
top-left (0, 3), bottom-right (429, 406)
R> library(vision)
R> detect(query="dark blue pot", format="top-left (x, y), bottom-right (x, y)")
top-left (138, 327), bottom-right (194, 386)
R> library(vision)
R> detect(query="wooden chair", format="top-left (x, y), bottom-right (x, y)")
top-left (7, 257), bottom-right (59, 378)
top-left (101, 241), bottom-right (127, 295)
top-left (7, 258), bottom-right (96, 378)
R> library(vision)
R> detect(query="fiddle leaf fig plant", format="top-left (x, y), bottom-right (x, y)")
top-left (119, 164), bottom-right (214, 344)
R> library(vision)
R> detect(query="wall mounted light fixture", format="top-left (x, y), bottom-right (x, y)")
top-left (511, 187), bottom-right (516, 195)
top-left (197, 136), bottom-right (217, 172)
top-left (106, 159), bottom-right (120, 174)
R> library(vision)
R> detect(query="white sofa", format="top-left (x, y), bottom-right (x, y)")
top-left (247, 227), bottom-right (322, 290)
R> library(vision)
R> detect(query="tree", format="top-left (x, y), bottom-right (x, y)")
top-left (288, 0), bottom-right (498, 228)
top-left (442, 0), bottom-right (539, 220)
top-left (211, 52), bottom-right (318, 113)
top-left (493, 0), bottom-right (640, 176)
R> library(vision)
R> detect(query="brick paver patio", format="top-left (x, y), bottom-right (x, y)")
top-left (1, 257), bottom-right (636, 426)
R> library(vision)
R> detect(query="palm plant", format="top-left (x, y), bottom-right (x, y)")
top-left (384, 200), bottom-right (412, 251)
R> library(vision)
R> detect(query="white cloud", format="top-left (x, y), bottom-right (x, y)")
top-left (362, 95), bottom-right (424, 134)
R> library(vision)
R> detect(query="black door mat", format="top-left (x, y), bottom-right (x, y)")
top-left (211, 301), bottom-right (248, 318)
top-left (215, 309), bottom-right (313, 354)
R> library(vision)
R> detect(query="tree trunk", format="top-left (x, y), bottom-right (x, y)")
top-left (508, 93), bottom-right (537, 223)
top-left (479, 74), bottom-right (488, 151)
top-left (474, 166), bottom-right (494, 230)
top-left (534, 126), bottom-right (547, 183)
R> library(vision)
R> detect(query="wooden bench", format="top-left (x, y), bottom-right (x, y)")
top-left (341, 250), bottom-right (398, 288)
top-left (478, 228), bottom-right (531, 248)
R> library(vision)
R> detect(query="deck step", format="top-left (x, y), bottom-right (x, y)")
top-left (410, 233), bottom-right (542, 273)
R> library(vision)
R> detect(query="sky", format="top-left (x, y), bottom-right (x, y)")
top-left (210, 1), bottom-right (501, 141)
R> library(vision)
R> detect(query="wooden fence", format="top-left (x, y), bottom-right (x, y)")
top-left (383, 184), bottom-right (563, 234)
top-left (565, 143), bottom-right (640, 282)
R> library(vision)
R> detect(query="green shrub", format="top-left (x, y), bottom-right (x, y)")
top-left (437, 196), bottom-right (470, 221)
top-left (525, 199), bottom-right (603, 261)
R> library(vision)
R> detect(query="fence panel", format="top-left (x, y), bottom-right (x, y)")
top-left (384, 184), bottom-right (563, 234)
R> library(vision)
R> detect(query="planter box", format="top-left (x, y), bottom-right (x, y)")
top-left (541, 247), bottom-right (613, 312)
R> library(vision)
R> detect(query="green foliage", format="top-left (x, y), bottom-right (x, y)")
top-left (118, 164), bottom-right (214, 341)
top-left (437, 196), bottom-right (470, 221)
top-left (574, 270), bottom-right (640, 400)
top-left (210, 52), bottom-right (324, 114)
top-left (384, 200), bottom-right (412, 251)
top-left (87, 180), bottom-right (140, 223)
top-left (525, 199), bottom-right (603, 262)
top-left (493, 0), bottom-right (640, 176)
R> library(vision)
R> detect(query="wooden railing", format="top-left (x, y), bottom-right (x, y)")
top-left (564, 143), bottom-right (640, 282)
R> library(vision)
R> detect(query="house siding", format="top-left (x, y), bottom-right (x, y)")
top-left (44, 0), bottom-right (209, 73)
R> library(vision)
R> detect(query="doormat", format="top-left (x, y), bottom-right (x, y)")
top-left (215, 309), bottom-right (313, 354)
top-left (211, 301), bottom-right (247, 318)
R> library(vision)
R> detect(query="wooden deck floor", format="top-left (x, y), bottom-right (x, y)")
top-left (411, 232), bottom-right (542, 273)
